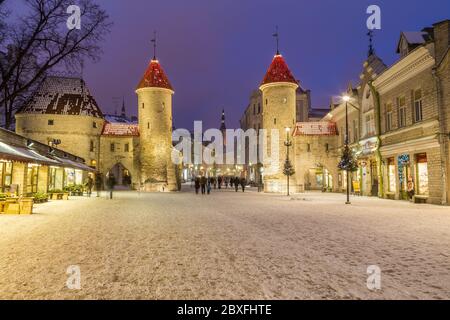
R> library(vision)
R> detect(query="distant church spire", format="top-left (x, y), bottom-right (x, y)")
top-left (220, 109), bottom-right (226, 131)
top-left (272, 26), bottom-right (280, 55)
top-left (121, 97), bottom-right (126, 118)
top-left (367, 30), bottom-right (375, 57)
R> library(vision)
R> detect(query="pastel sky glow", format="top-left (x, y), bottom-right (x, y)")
top-left (11, 0), bottom-right (450, 129)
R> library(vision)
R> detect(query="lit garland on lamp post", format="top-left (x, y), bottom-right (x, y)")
top-left (337, 95), bottom-right (360, 204)
top-left (283, 127), bottom-right (295, 196)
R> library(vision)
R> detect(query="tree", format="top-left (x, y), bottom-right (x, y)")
top-left (0, 0), bottom-right (111, 129)
top-left (338, 145), bottom-right (358, 172)
top-left (283, 158), bottom-right (295, 177)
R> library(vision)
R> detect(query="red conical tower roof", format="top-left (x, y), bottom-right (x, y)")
top-left (261, 54), bottom-right (298, 86)
top-left (136, 59), bottom-right (173, 91)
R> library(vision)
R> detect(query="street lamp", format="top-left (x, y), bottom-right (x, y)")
top-left (284, 127), bottom-right (292, 196)
top-left (341, 95), bottom-right (360, 205)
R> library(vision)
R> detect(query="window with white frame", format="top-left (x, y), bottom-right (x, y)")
top-left (398, 96), bottom-right (406, 128)
top-left (414, 89), bottom-right (423, 122)
top-left (365, 112), bottom-right (375, 137)
top-left (385, 103), bottom-right (393, 132)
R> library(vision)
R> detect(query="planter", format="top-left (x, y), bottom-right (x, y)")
top-left (62, 193), bottom-right (69, 200)
top-left (19, 198), bottom-right (34, 215)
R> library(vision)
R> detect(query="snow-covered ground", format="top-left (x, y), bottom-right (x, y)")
top-left (1, 187), bottom-right (450, 300)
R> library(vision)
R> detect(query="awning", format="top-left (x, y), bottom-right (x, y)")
top-left (0, 141), bottom-right (60, 165)
top-left (51, 155), bottom-right (96, 172)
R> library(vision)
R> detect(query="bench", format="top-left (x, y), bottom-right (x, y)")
top-left (413, 195), bottom-right (428, 204)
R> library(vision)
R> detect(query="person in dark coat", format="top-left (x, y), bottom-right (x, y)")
top-left (200, 176), bottom-right (207, 195)
top-left (207, 177), bottom-right (212, 195)
top-left (85, 175), bottom-right (94, 197)
top-left (106, 172), bottom-right (116, 199)
top-left (234, 176), bottom-right (239, 192)
top-left (217, 175), bottom-right (222, 189)
top-left (194, 177), bottom-right (200, 194)
top-left (94, 173), bottom-right (103, 197)
top-left (240, 177), bottom-right (246, 192)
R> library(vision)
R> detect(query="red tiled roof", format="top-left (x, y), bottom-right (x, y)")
top-left (261, 54), bottom-right (298, 86)
top-left (136, 59), bottom-right (173, 90)
top-left (102, 122), bottom-right (139, 136)
top-left (293, 122), bottom-right (337, 136)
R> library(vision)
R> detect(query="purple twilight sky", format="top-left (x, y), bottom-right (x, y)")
top-left (12, 0), bottom-right (450, 130)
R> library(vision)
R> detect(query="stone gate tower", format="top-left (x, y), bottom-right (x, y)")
top-left (136, 55), bottom-right (177, 192)
top-left (259, 52), bottom-right (299, 193)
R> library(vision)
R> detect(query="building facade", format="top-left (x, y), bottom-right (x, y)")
top-left (15, 53), bottom-right (178, 192)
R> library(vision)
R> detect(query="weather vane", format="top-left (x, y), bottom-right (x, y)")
top-left (272, 26), bottom-right (279, 55)
top-left (151, 31), bottom-right (157, 60)
top-left (367, 30), bottom-right (375, 57)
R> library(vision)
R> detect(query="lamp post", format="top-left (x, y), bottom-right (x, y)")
top-left (284, 127), bottom-right (292, 196)
top-left (343, 95), bottom-right (351, 204)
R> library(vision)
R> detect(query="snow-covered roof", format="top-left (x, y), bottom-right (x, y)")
top-left (261, 54), bottom-right (298, 86)
top-left (18, 76), bottom-right (103, 118)
top-left (136, 59), bottom-right (173, 91)
top-left (102, 122), bottom-right (139, 137)
top-left (104, 114), bottom-right (137, 124)
top-left (293, 122), bottom-right (337, 136)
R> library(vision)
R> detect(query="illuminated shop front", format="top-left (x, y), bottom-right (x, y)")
top-left (387, 157), bottom-right (396, 193)
top-left (0, 160), bottom-right (13, 192)
top-left (415, 153), bottom-right (429, 196)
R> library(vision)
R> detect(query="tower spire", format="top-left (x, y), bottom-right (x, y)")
top-left (220, 108), bottom-right (226, 131)
top-left (121, 96), bottom-right (126, 118)
top-left (151, 31), bottom-right (157, 60)
top-left (367, 30), bottom-right (375, 57)
top-left (272, 26), bottom-right (280, 55)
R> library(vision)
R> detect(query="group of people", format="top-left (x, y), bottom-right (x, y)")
top-left (194, 176), bottom-right (247, 194)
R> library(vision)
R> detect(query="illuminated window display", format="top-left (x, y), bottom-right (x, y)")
top-left (387, 158), bottom-right (396, 192)
top-left (0, 161), bottom-right (13, 192)
top-left (416, 154), bottom-right (429, 195)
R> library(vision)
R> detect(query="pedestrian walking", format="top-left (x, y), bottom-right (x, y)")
top-left (85, 175), bottom-right (94, 197)
top-left (207, 177), bottom-right (212, 195)
top-left (106, 172), bottom-right (116, 199)
top-left (218, 176), bottom-right (222, 189)
top-left (240, 177), bottom-right (246, 192)
top-left (234, 176), bottom-right (239, 192)
top-left (95, 173), bottom-right (103, 197)
top-left (194, 177), bottom-right (200, 194)
top-left (200, 176), bottom-right (207, 194)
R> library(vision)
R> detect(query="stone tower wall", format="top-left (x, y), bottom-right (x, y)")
top-left (137, 87), bottom-right (177, 191)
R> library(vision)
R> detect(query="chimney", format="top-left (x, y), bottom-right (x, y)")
top-left (433, 20), bottom-right (450, 64)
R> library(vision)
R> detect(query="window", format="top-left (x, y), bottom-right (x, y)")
top-left (48, 119), bottom-right (54, 126)
top-left (0, 161), bottom-right (13, 192)
top-left (110, 143), bottom-right (115, 152)
top-left (325, 143), bottom-right (329, 152)
top-left (124, 143), bottom-right (129, 152)
top-left (26, 164), bottom-right (39, 193)
top-left (90, 140), bottom-right (94, 152)
top-left (387, 158), bottom-right (396, 192)
top-left (265, 99), bottom-right (268, 105)
top-left (258, 103), bottom-right (261, 114)
top-left (416, 153), bottom-right (429, 195)
top-left (365, 113), bottom-right (375, 136)
top-left (307, 143), bottom-right (311, 152)
top-left (398, 96), bottom-right (406, 128)
top-left (142, 103), bottom-right (144, 109)
top-left (48, 167), bottom-right (58, 191)
top-left (274, 118), bottom-right (276, 125)
top-left (414, 89), bottom-right (423, 122)
top-left (93, 122), bottom-right (97, 128)
top-left (353, 120), bottom-right (358, 142)
top-left (386, 103), bottom-right (393, 131)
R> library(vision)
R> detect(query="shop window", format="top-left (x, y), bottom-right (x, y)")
top-left (416, 153), bottom-right (429, 195)
top-left (387, 158), bottom-right (396, 192)
top-left (0, 161), bottom-right (13, 192)
top-left (414, 89), bottom-right (423, 122)
top-left (124, 143), bottom-right (130, 152)
top-left (397, 96), bottom-right (406, 128)
top-left (26, 164), bottom-right (39, 193)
